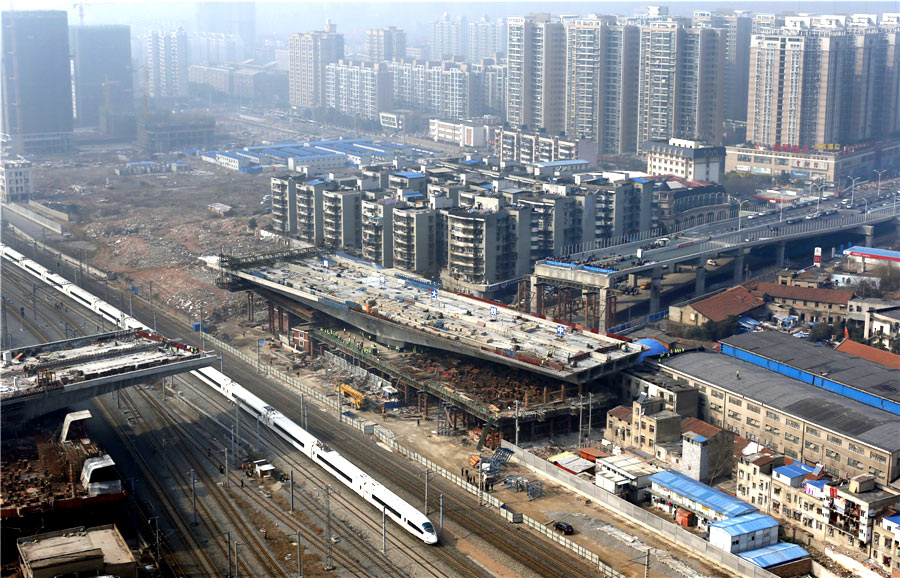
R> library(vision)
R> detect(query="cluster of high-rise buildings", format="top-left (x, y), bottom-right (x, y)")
top-left (288, 8), bottom-right (900, 159)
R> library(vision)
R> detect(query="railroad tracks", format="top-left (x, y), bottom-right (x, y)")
top-left (168, 372), bottom-right (485, 578)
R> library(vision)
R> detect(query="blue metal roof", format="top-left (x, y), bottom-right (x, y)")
top-left (635, 338), bottom-right (668, 362)
top-left (709, 513), bottom-right (778, 536)
top-left (843, 246), bottom-right (900, 260)
top-left (306, 179), bottom-right (325, 185)
top-left (649, 470), bottom-right (758, 518)
top-left (739, 543), bottom-right (809, 568)
top-left (462, 159), bottom-right (480, 165)
top-left (804, 479), bottom-right (827, 490)
top-left (393, 171), bottom-right (424, 179)
top-left (534, 159), bottom-right (588, 167)
top-left (691, 435), bottom-right (708, 443)
top-left (885, 514), bottom-right (900, 525)
top-left (773, 463), bottom-right (814, 479)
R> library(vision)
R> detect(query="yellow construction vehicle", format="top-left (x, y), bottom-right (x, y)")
top-left (334, 384), bottom-right (366, 410)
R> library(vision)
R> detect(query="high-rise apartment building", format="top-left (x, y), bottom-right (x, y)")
top-left (195, 2), bottom-right (255, 53)
top-left (471, 58), bottom-right (507, 117)
top-left (693, 11), bottom-right (752, 121)
top-left (432, 13), bottom-right (465, 60)
top-left (69, 25), bottom-right (133, 127)
top-left (564, 16), bottom-right (639, 154)
top-left (289, 21), bottom-right (344, 110)
top-left (506, 13), bottom-right (566, 135)
top-left (387, 60), bottom-right (481, 120)
top-left (467, 16), bottom-right (506, 62)
top-left (747, 32), bottom-right (848, 148)
top-left (366, 26), bottom-right (405, 62)
top-left (324, 60), bottom-right (393, 121)
top-left (147, 28), bottom-right (189, 98)
top-left (637, 23), bottom-right (725, 149)
top-left (1, 10), bottom-right (73, 154)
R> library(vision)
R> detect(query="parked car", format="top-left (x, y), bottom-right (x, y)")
top-left (554, 521), bottom-right (575, 535)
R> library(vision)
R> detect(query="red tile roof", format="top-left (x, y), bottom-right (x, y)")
top-left (743, 280), bottom-right (853, 305)
top-left (835, 339), bottom-right (900, 370)
top-left (681, 417), bottom-right (726, 438)
top-left (690, 286), bottom-right (765, 323)
top-left (608, 405), bottom-right (633, 424)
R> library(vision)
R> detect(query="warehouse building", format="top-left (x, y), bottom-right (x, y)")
top-left (648, 469), bottom-right (758, 528)
top-left (708, 512), bottom-right (779, 554)
top-left (657, 352), bottom-right (900, 482)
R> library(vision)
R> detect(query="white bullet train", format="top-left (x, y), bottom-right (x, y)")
top-left (1, 243), bottom-right (439, 544)
top-left (193, 367), bottom-right (439, 544)
top-left (1, 244), bottom-right (144, 331)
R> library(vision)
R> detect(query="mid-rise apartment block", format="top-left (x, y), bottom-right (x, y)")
top-left (495, 128), bottom-right (589, 165)
top-left (289, 21), bottom-right (344, 110)
top-left (295, 179), bottom-right (328, 245)
top-left (471, 58), bottom-right (507, 117)
top-left (393, 207), bottom-right (439, 276)
top-left (0, 157), bottom-right (32, 203)
top-left (518, 195), bottom-right (579, 262)
top-left (271, 174), bottom-right (301, 235)
top-left (361, 196), bottom-right (401, 268)
top-left (506, 13), bottom-right (566, 135)
top-left (366, 26), bottom-right (406, 62)
top-left (443, 205), bottom-right (531, 287)
top-left (325, 60), bottom-right (393, 121)
top-left (147, 28), bottom-right (189, 97)
top-left (322, 189), bottom-right (361, 249)
top-left (637, 23), bottom-right (725, 149)
top-left (644, 138), bottom-right (726, 183)
top-left (387, 60), bottom-right (482, 121)
top-left (564, 17), bottom-right (639, 155)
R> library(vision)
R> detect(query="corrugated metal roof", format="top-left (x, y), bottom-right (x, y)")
top-left (773, 463), bottom-right (814, 479)
top-left (843, 246), bottom-right (900, 260)
top-left (884, 514), bottom-right (900, 525)
top-left (709, 512), bottom-right (778, 536)
top-left (649, 470), bottom-right (758, 518)
top-left (739, 542), bottom-right (809, 568)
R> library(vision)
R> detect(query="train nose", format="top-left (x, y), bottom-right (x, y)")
top-left (424, 533), bottom-right (439, 545)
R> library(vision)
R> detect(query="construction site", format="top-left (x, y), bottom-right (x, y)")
top-left (215, 250), bottom-right (645, 446)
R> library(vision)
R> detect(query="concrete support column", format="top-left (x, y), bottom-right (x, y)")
top-left (649, 267), bottom-right (662, 315)
top-left (627, 273), bottom-right (639, 289)
top-left (733, 251), bottom-right (745, 284)
top-left (860, 224), bottom-right (875, 248)
top-left (895, 218), bottom-right (900, 241)
top-left (694, 261), bottom-right (707, 298)
top-left (775, 241), bottom-right (786, 269)
top-left (268, 302), bottom-right (275, 333)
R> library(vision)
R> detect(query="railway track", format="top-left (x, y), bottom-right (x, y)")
top-left (6, 233), bottom-right (608, 578)
top-left (167, 371), bottom-right (485, 578)
top-left (116, 387), bottom-right (288, 578)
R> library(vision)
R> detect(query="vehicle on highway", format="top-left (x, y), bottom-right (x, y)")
top-left (706, 259), bottom-right (719, 267)
top-left (785, 218), bottom-right (802, 225)
top-left (554, 522), bottom-right (575, 535)
top-left (805, 213), bottom-right (819, 220)
top-left (640, 280), bottom-right (652, 290)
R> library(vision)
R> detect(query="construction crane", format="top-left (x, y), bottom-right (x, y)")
top-left (333, 384), bottom-right (366, 410)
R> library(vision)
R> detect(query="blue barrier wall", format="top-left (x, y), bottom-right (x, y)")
top-left (719, 344), bottom-right (900, 416)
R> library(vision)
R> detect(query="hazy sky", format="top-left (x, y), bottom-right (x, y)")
top-left (15, 1), bottom-right (900, 45)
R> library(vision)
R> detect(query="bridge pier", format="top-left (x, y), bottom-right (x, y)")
top-left (858, 224), bottom-right (875, 247)
top-left (775, 241), bottom-right (786, 269)
top-left (649, 267), bottom-right (662, 315)
top-left (694, 259), bottom-right (707, 297)
top-left (733, 250), bottom-right (745, 284)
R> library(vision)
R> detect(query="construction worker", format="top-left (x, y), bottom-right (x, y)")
top-left (736, 370), bottom-right (741, 380)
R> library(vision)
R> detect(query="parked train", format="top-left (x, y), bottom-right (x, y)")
top-left (1, 243), bottom-right (439, 544)
top-left (1, 244), bottom-right (144, 331)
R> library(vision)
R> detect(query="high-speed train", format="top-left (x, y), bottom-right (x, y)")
top-left (193, 366), bottom-right (439, 544)
top-left (1, 244), bottom-right (144, 330)
top-left (1, 242), bottom-right (439, 544)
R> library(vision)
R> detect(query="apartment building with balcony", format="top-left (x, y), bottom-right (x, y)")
top-left (270, 174), bottom-right (301, 235)
top-left (517, 194), bottom-right (579, 261)
top-left (572, 176), bottom-right (654, 243)
top-left (441, 205), bottom-right (531, 290)
top-left (361, 196), bottom-right (402, 268)
top-left (494, 127), bottom-right (591, 165)
top-left (295, 179), bottom-right (329, 245)
top-left (325, 60), bottom-right (393, 121)
top-left (506, 13), bottom-right (566, 135)
top-left (321, 189), bottom-right (361, 249)
top-left (392, 207), bottom-right (439, 277)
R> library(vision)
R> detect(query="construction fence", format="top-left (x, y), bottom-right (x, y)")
top-left (501, 440), bottom-right (777, 578)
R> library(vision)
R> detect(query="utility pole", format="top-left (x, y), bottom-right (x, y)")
top-left (297, 529), bottom-right (303, 577)
top-left (440, 494), bottom-right (444, 539)
top-left (514, 400), bottom-right (520, 447)
top-left (324, 486), bottom-right (334, 571)
top-left (382, 506), bottom-right (387, 553)
top-left (289, 470), bottom-right (294, 512)
top-left (424, 469), bottom-right (429, 515)
top-left (578, 394), bottom-right (584, 448)
top-left (234, 403), bottom-right (240, 457)
top-left (129, 291), bottom-right (133, 317)
top-left (256, 414), bottom-right (261, 451)
top-left (235, 543), bottom-right (243, 578)
top-left (222, 449), bottom-right (229, 488)
top-left (199, 305), bottom-right (205, 349)
top-left (231, 425), bottom-right (236, 463)
top-left (190, 469), bottom-right (197, 526)
top-left (225, 531), bottom-right (232, 577)
top-left (588, 392), bottom-right (592, 444)
top-left (645, 550), bottom-right (651, 578)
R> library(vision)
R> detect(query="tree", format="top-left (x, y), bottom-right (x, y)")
top-left (248, 217), bottom-right (257, 230)
top-left (808, 323), bottom-right (832, 342)
top-left (873, 264), bottom-right (900, 293)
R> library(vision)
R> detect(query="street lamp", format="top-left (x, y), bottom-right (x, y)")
top-left (862, 198), bottom-right (868, 222)
top-left (812, 182), bottom-right (825, 215)
top-left (849, 176), bottom-right (863, 207)
top-left (874, 169), bottom-right (887, 198)
top-left (737, 200), bottom-right (752, 232)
